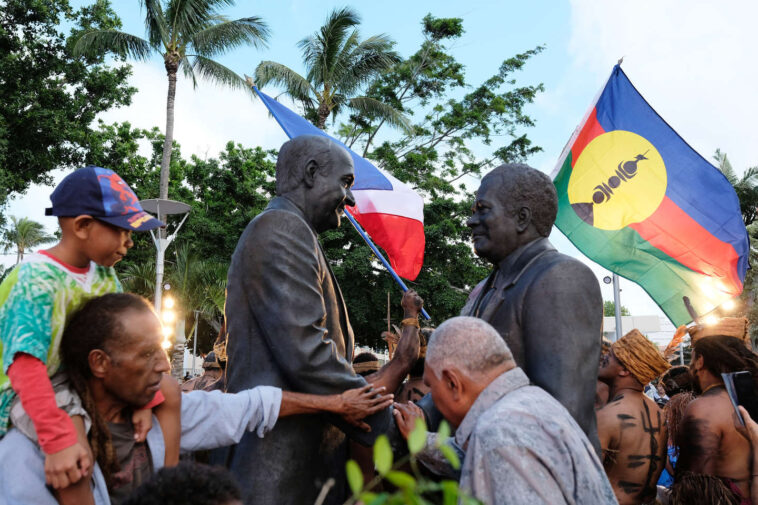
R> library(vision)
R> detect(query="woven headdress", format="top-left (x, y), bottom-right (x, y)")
top-left (612, 329), bottom-right (671, 385)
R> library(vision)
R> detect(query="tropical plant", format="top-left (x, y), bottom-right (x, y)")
top-left (1, 216), bottom-right (56, 264)
top-left (0, 0), bottom-right (134, 208)
top-left (341, 419), bottom-right (480, 505)
top-left (254, 7), bottom-right (411, 132)
top-left (714, 149), bottom-right (758, 226)
top-left (73, 0), bottom-right (270, 202)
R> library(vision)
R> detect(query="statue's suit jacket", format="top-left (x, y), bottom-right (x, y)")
top-left (222, 196), bottom-right (389, 505)
top-left (460, 237), bottom-right (602, 446)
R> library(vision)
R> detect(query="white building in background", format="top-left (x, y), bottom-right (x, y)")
top-left (603, 315), bottom-right (678, 347)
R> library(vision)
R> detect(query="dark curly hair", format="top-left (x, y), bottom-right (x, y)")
top-left (60, 293), bottom-right (155, 488)
top-left (482, 163), bottom-right (558, 237)
top-left (122, 461), bottom-right (241, 505)
top-left (693, 335), bottom-right (758, 389)
top-left (660, 365), bottom-right (694, 397)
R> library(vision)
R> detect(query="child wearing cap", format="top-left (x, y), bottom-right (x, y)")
top-left (0, 166), bottom-right (181, 504)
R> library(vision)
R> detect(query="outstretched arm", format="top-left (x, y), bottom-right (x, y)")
top-left (280, 385), bottom-right (393, 431)
top-left (364, 290), bottom-right (422, 394)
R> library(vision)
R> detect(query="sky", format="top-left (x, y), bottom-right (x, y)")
top-left (4, 0), bottom-right (757, 324)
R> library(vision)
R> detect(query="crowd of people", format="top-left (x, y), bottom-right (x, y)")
top-left (0, 136), bottom-right (757, 505)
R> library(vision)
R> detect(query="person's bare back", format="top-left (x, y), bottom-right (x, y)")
top-left (677, 387), bottom-right (752, 500)
top-left (597, 389), bottom-right (667, 505)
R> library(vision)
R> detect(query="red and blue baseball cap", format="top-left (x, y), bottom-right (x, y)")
top-left (45, 166), bottom-right (164, 231)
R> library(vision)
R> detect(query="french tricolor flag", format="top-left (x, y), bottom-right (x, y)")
top-left (254, 87), bottom-right (425, 280)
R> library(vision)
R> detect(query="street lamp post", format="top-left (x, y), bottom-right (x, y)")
top-left (139, 199), bottom-right (191, 311)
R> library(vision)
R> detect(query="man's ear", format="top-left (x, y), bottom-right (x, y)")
top-left (88, 349), bottom-right (111, 379)
top-left (303, 159), bottom-right (320, 188)
top-left (442, 368), bottom-right (464, 402)
top-left (72, 215), bottom-right (96, 240)
top-left (693, 354), bottom-right (704, 372)
top-left (516, 206), bottom-right (532, 233)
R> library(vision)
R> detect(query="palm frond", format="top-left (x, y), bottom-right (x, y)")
top-left (299, 7), bottom-right (360, 86)
top-left (191, 16), bottom-right (270, 57)
top-left (73, 29), bottom-right (153, 61)
top-left (120, 262), bottom-right (157, 298)
top-left (349, 96), bottom-right (413, 134)
top-left (189, 55), bottom-right (248, 91)
top-left (140, 0), bottom-right (170, 48)
top-left (714, 148), bottom-right (738, 185)
top-left (180, 55), bottom-right (198, 88)
top-left (166, 0), bottom-right (219, 43)
top-left (327, 29), bottom-right (360, 88)
top-left (254, 61), bottom-right (314, 104)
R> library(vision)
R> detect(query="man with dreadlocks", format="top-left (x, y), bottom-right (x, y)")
top-left (597, 329), bottom-right (671, 505)
top-left (671, 335), bottom-right (758, 505)
top-left (0, 293), bottom-right (394, 505)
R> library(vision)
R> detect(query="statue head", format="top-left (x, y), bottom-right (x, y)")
top-left (466, 163), bottom-right (557, 265)
top-left (275, 135), bottom-right (356, 233)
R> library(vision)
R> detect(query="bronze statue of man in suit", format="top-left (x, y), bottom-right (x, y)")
top-left (221, 135), bottom-right (416, 504)
top-left (461, 163), bottom-right (603, 446)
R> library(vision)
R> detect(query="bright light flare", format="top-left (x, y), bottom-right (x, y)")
top-left (162, 310), bottom-right (176, 324)
top-left (162, 325), bottom-right (173, 337)
top-left (722, 299), bottom-right (736, 311)
top-left (161, 339), bottom-right (172, 349)
top-left (703, 315), bottom-right (719, 326)
top-left (164, 296), bottom-right (175, 309)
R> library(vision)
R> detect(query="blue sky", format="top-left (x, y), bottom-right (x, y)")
top-left (6, 0), bottom-right (758, 323)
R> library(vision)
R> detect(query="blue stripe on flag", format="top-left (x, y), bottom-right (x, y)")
top-left (255, 87), bottom-right (393, 191)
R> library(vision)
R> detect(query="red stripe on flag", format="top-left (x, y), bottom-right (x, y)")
top-left (571, 108), bottom-right (605, 168)
top-left (630, 196), bottom-right (742, 295)
top-left (352, 212), bottom-right (425, 281)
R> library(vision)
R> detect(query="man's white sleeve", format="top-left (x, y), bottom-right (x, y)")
top-left (179, 386), bottom-right (282, 452)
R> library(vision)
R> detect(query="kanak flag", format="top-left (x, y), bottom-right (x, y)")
top-left (552, 65), bottom-right (748, 325)
top-left (254, 87), bottom-right (425, 280)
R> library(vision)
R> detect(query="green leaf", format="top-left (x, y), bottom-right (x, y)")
top-left (440, 444), bottom-right (461, 470)
top-left (408, 417), bottom-right (427, 455)
top-left (359, 491), bottom-right (380, 504)
top-left (437, 420), bottom-right (451, 443)
top-left (373, 434), bottom-right (393, 475)
top-left (385, 470), bottom-right (416, 490)
top-left (441, 480), bottom-right (459, 505)
top-left (345, 460), bottom-right (363, 496)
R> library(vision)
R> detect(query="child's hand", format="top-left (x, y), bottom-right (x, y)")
top-left (132, 408), bottom-right (153, 442)
top-left (44, 441), bottom-right (91, 489)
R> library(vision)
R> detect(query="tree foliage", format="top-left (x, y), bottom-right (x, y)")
top-left (1, 216), bottom-right (56, 264)
top-left (713, 149), bottom-right (758, 347)
top-left (0, 0), bottom-right (135, 209)
top-left (254, 7), bottom-right (410, 132)
top-left (603, 300), bottom-right (630, 317)
top-left (73, 0), bottom-right (270, 200)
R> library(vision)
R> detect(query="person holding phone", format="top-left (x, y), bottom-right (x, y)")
top-left (672, 335), bottom-right (758, 505)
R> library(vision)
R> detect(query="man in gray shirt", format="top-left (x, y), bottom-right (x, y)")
top-left (395, 317), bottom-right (616, 505)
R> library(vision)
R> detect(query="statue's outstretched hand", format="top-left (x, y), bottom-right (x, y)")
top-left (337, 384), bottom-right (393, 432)
top-left (401, 289), bottom-right (423, 317)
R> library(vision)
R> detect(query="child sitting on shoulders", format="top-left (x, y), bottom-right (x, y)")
top-left (0, 166), bottom-right (181, 504)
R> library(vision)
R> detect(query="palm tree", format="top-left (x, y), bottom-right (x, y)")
top-left (254, 7), bottom-right (410, 133)
top-left (714, 149), bottom-right (758, 226)
top-left (73, 0), bottom-right (269, 202)
top-left (2, 216), bottom-right (56, 264)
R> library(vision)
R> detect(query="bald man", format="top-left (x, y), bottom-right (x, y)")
top-left (394, 317), bottom-right (616, 505)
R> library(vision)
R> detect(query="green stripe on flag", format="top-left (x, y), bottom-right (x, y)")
top-left (554, 155), bottom-right (719, 326)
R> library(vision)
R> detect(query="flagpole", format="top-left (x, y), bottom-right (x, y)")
top-left (344, 210), bottom-right (431, 321)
